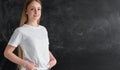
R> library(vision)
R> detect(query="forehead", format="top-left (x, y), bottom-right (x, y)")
top-left (27, 1), bottom-right (41, 8)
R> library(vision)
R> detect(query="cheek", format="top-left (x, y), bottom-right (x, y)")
top-left (27, 11), bottom-right (34, 16)
top-left (28, 11), bottom-right (33, 14)
top-left (27, 13), bottom-right (33, 19)
top-left (27, 9), bottom-right (33, 14)
top-left (39, 12), bottom-right (41, 15)
top-left (40, 11), bottom-right (42, 15)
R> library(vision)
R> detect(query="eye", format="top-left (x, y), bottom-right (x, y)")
top-left (31, 8), bottom-right (34, 10)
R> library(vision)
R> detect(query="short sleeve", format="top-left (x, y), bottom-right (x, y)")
top-left (8, 28), bottom-right (22, 47)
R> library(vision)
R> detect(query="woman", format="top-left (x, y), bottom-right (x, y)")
top-left (4, 0), bottom-right (57, 70)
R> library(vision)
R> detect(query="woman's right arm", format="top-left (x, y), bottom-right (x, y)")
top-left (4, 45), bottom-right (26, 66)
top-left (4, 45), bottom-right (37, 70)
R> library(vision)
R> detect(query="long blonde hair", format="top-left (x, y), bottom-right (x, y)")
top-left (18, 0), bottom-right (42, 70)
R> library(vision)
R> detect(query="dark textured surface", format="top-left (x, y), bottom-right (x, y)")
top-left (1, 0), bottom-right (120, 70)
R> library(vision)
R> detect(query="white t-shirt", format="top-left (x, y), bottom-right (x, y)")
top-left (8, 24), bottom-right (50, 70)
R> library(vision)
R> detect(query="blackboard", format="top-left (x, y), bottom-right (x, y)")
top-left (1, 0), bottom-right (120, 70)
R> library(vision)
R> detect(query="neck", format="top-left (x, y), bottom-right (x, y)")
top-left (27, 20), bottom-right (39, 26)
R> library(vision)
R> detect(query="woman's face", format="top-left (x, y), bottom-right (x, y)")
top-left (26, 1), bottom-right (41, 21)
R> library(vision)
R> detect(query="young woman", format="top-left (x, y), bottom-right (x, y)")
top-left (4, 0), bottom-right (57, 70)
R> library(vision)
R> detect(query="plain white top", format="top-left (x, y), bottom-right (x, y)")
top-left (8, 24), bottom-right (50, 70)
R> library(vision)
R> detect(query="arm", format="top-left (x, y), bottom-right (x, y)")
top-left (48, 51), bottom-right (57, 69)
top-left (4, 45), bottom-right (37, 70)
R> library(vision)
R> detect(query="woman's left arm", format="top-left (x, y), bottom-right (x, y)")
top-left (48, 51), bottom-right (57, 69)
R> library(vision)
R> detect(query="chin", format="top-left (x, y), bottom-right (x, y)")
top-left (33, 17), bottom-right (40, 20)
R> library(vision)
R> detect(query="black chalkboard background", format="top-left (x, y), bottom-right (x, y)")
top-left (1, 0), bottom-right (120, 70)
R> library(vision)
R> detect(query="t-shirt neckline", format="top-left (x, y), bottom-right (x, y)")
top-left (24, 24), bottom-right (41, 29)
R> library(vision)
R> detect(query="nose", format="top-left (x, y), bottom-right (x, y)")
top-left (35, 9), bottom-right (38, 14)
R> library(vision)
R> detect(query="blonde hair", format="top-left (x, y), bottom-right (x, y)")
top-left (18, 0), bottom-right (42, 70)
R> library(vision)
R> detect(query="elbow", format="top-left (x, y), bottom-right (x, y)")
top-left (54, 58), bottom-right (57, 65)
top-left (4, 49), bottom-right (9, 59)
top-left (4, 47), bottom-right (11, 59)
top-left (4, 45), bottom-right (15, 59)
top-left (4, 49), bottom-right (12, 60)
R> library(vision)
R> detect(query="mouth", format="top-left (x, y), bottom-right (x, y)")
top-left (33, 15), bottom-right (39, 17)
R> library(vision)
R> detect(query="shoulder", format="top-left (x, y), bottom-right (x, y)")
top-left (14, 26), bottom-right (25, 33)
top-left (40, 25), bottom-right (46, 28)
top-left (40, 25), bottom-right (49, 34)
top-left (40, 25), bottom-right (48, 30)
